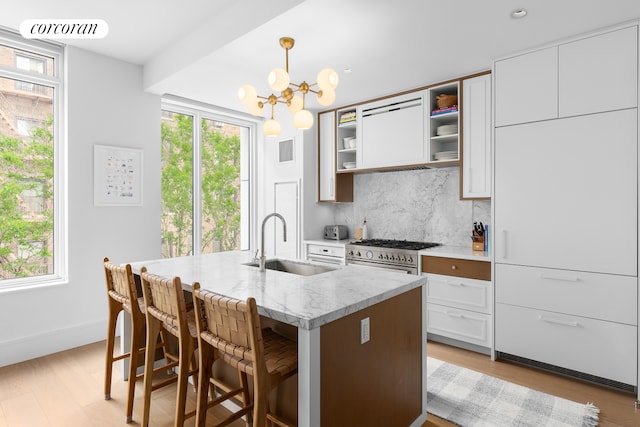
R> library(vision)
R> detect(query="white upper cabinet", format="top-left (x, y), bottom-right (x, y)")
top-left (360, 92), bottom-right (425, 169)
top-left (495, 24), bottom-right (638, 127)
top-left (559, 26), bottom-right (638, 117)
top-left (318, 110), bottom-right (336, 201)
top-left (494, 47), bottom-right (558, 127)
top-left (461, 74), bottom-right (491, 199)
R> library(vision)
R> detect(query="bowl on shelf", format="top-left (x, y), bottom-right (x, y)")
top-left (342, 161), bottom-right (356, 169)
top-left (436, 124), bottom-right (458, 136)
top-left (347, 138), bottom-right (357, 149)
top-left (343, 136), bottom-right (355, 148)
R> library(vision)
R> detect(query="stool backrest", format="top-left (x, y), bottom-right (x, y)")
top-left (103, 257), bottom-right (138, 308)
top-left (192, 283), bottom-right (265, 377)
top-left (140, 268), bottom-right (189, 338)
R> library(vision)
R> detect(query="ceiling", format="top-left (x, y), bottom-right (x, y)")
top-left (3, 0), bottom-right (640, 116)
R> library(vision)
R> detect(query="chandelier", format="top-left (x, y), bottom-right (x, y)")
top-left (237, 36), bottom-right (339, 136)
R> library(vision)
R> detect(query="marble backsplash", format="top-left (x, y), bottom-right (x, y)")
top-left (332, 167), bottom-right (491, 247)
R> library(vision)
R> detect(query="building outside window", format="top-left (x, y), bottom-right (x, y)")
top-left (161, 100), bottom-right (254, 258)
top-left (0, 30), bottom-right (65, 288)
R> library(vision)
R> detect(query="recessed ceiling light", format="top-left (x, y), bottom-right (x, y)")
top-left (343, 68), bottom-right (352, 74)
top-left (511, 8), bottom-right (528, 19)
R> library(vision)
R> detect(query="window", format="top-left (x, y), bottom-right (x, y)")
top-left (0, 30), bottom-right (65, 289)
top-left (161, 99), bottom-right (255, 258)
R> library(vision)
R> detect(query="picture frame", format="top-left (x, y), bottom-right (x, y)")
top-left (93, 144), bottom-right (143, 206)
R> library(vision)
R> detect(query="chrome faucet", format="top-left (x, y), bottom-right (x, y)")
top-left (260, 212), bottom-right (287, 271)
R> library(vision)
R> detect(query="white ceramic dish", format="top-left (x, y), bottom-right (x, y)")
top-left (343, 162), bottom-right (356, 169)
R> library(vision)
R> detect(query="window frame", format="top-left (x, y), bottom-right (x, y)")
top-left (0, 28), bottom-right (67, 291)
top-left (161, 96), bottom-right (259, 256)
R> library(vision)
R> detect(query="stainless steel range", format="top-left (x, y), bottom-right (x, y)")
top-left (345, 239), bottom-right (441, 275)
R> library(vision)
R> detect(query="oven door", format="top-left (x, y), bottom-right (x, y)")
top-left (347, 259), bottom-right (417, 275)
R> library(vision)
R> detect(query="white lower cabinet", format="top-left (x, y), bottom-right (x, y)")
top-left (423, 256), bottom-right (492, 352)
top-left (495, 263), bottom-right (638, 386)
top-left (427, 302), bottom-right (491, 348)
top-left (496, 303), bottom-right (637, 386)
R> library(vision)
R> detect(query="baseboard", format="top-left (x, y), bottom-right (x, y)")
top-left (0, 319), bottom-right (105, 367)
top-left (427, 333), bottom-right (491, 356)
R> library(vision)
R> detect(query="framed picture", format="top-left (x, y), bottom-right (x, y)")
top-left (93, 144), bottom-right (143, 206)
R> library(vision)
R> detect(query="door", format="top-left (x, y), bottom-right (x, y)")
top-left (494, 109), bottom-right (637, 275)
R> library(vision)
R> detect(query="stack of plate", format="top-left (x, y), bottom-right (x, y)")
top-left (433, 151), bottom-right (458, 161)
top-left (343, 161), bottom-right (356, 169)
top-left (436, 124), bottom-right (458, 136)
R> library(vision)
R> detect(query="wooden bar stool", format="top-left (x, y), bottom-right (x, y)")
top-left (103, 257), bottom-right (154, 423)
top-left (140, 268), bottom-right (199, 427)
top-left (192, 283), bottom-right (298, 427)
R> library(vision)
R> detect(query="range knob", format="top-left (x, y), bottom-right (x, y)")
top-left (384, 254), bottom-right (389, 260)
top-left (348, 250), bottom-right (354, 256)
top-left (378, 254), bottom-right (384, 259)
top-left (401, 256), bottom-right (407, 262)
top-left (357, 251), bottom-right (361, 257)
top-left (407, 256), bottom-right (413, 263)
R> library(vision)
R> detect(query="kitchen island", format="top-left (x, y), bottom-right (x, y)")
top-left (128, 250), bottom-right (427, 427)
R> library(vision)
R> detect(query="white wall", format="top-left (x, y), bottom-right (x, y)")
top-left (0, 46), bottom-right (161, 367)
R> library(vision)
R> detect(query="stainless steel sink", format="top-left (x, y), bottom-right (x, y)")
top-left (245, 259), bottom-right (335, 276)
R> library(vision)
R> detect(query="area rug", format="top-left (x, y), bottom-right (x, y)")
top-left (427, 357), bottom-right (599, 427)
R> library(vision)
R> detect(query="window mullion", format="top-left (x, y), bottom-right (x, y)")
top-left (192, 112), bottom-right (203, 255)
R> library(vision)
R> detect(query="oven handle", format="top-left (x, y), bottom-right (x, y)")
top-left (347, 260), bottom-right (417, 275)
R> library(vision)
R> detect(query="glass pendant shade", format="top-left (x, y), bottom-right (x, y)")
top-left (317, 68), bottom-right (339, 91)
top-left (287, 95), bottom-right (304, 113)
top-left (238, 84), bottom-right (257, 104)
top-left (293, 109), bottom-right (314, 129)
top-left (317, 89), bottom-right (336, 106)
top-left (268, 68), bottom-right (290, 92)
top-left (263, 118), bottom-right (281, 136)
top-left (247, 101), bottom-right (264, 116)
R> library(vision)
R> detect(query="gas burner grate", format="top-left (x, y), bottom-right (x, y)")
top-left (350, 239), bottom-right (440, 250)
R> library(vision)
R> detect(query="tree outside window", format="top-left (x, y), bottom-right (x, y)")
top-left (161, 108), bottom-right (248, 258)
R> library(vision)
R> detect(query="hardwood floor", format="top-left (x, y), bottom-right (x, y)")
top-left (0, 339), bottom-right (638, 426)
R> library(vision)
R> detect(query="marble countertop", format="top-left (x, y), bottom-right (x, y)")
top-left (419, 245), bottom-right (491, 262)
top-left (128, 251), bottom-right (426, 331)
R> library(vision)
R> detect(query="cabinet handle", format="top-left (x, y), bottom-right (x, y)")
top-left (539, 273), bottom-right (580, 282)
top-left (538, 315), bottom-right (579, 327)
top-left (330, 178), bottom-right (334, 198)
top-left (445, 311), bottom-right (464, 318)
top-left (446, 281), bottom-right (465, 287)
top-left (501, 229), bottom-right (508, 259)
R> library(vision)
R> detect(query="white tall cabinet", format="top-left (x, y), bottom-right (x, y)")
top-left (461, 73), bottom-right (491, 199)
top-left (493, 22), bottom-right (639, 395)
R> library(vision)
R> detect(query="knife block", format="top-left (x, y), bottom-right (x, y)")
top-left (472, 236), bottom-right (485, 251)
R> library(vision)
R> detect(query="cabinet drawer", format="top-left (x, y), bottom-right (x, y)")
top-left (422, 256), bottom-right (490, 281)
top-left (426, 273), bottom-right (491, 314)
top-left (427, 303), bottom-right (491, 348)
top-left (496, 303), bottom-right (637, 385)
top-left (495, 264), bottom-right (637, 325)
